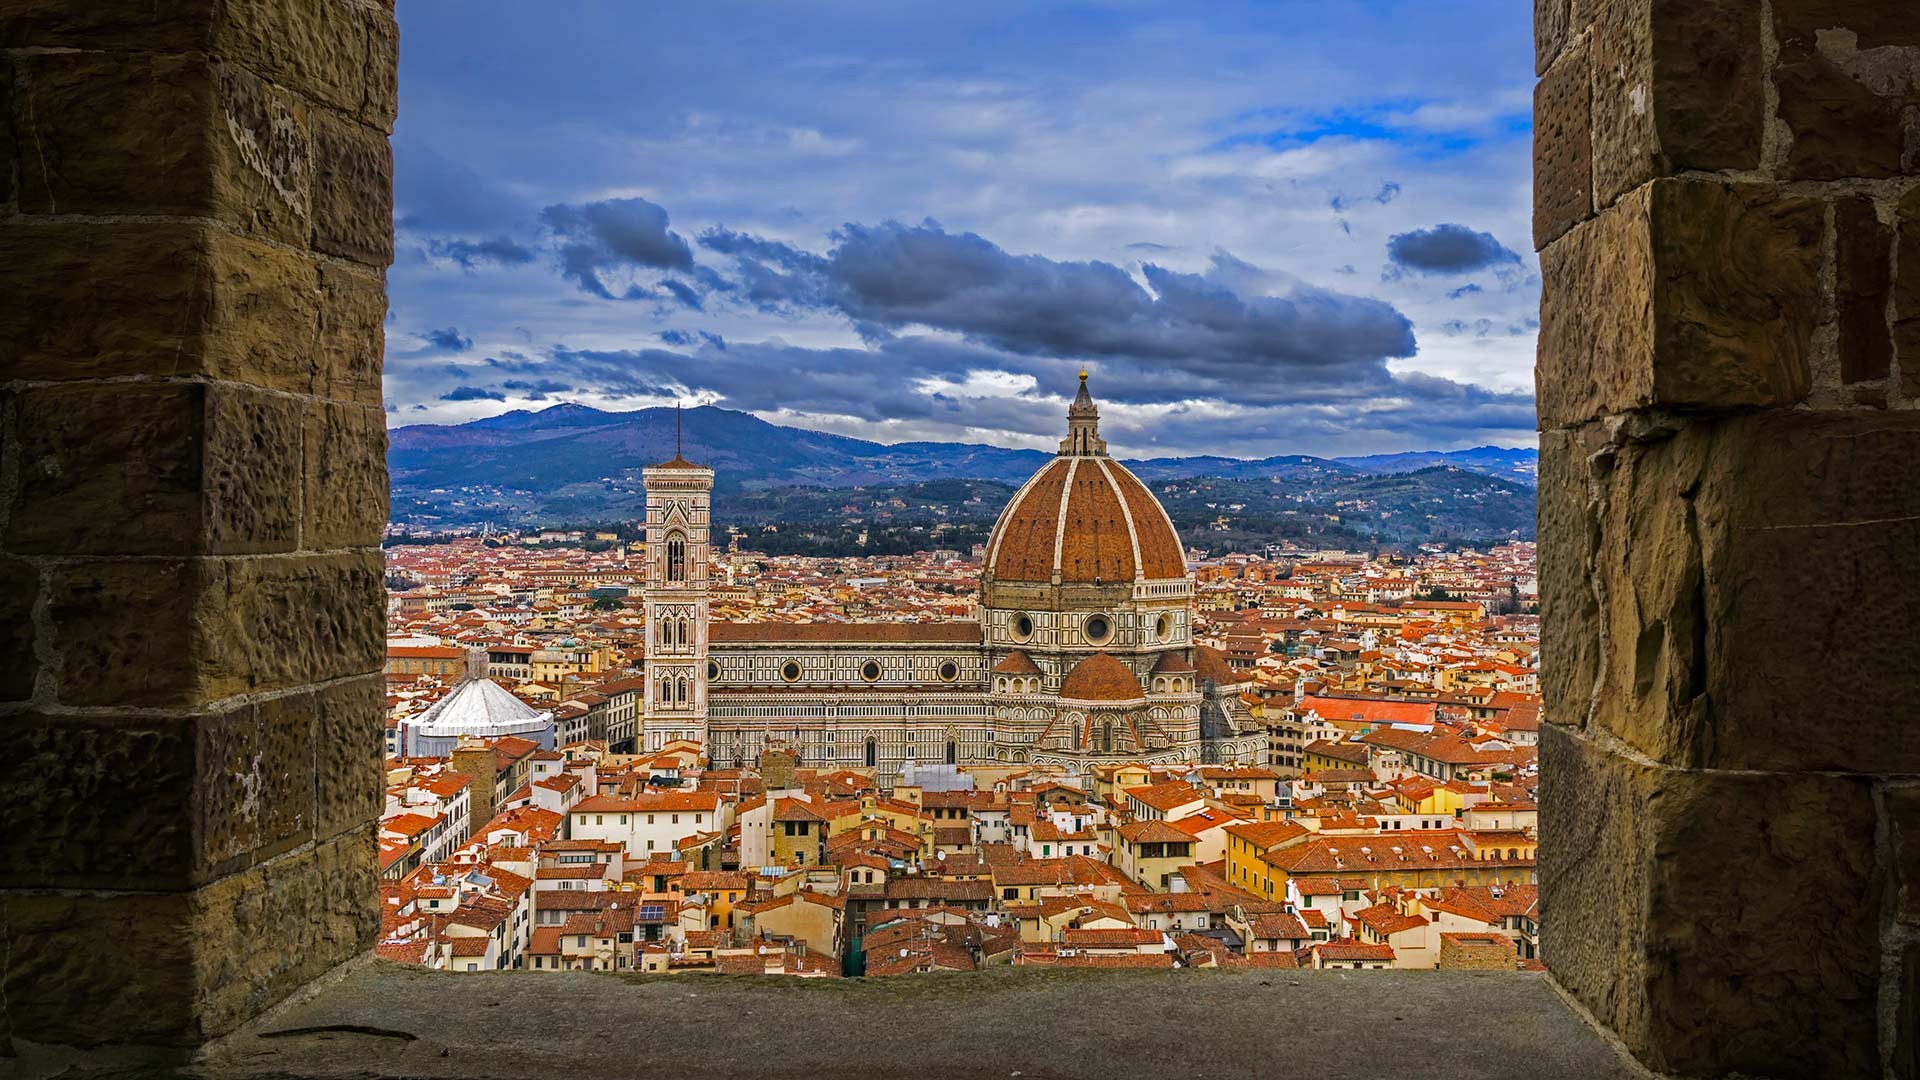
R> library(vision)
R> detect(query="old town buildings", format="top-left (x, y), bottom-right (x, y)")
top-left (376, 447), bottom-right (1542, 974)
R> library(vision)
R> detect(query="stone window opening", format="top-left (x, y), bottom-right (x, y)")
top-left (5, 6), bottom-right (1915, 1079)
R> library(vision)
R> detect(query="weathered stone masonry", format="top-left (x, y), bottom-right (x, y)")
top-left (0, 0), bottom-right (395, 1050)
top-left (1534, 2), bottom-right (1920, 1077)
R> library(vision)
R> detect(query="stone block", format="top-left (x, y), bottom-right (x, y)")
top-left (1534, 38), bottom-right (1593, 248)
top-left (7, 382), bottom-right (205, 556)
top-left (216, 0), bottom-right (383, 121)
top-left (1772, 2), bottom-right (1920, 181)
top-left (1538, 723), bottom-right (1654, 1042)
top-left (1590, 0), bottom-right (1765, 207)
top-left (47, 551), bottom-right (381, 707)
top-left (1898, 187), bottom-right (1920, 398)
top-left (205, 383), bottom-right (305, 554)
top-left (310, 108), bottom-right (392, 266)
top-left (11, 53), bottom-right (311, 242)
top-left (0, 889), bottom-right (199, 1047)
top-left (199, 226), bottom-right (326, 391)
top-left (1536, 0), bottom-right (1574, 76)
top-left (1900, 943), bottom-right (1919, 1080)
top-left (1534, 429), bottom-right (1598, 729)
top-left (316, 263), bottom-right (388, 405)
top-left (1, 55), bottom-right (15, 210)
top-left (1888, 784), bottom-right (1920, 928)
top-left (1835, 194), bottom-right (1894, 383)
top-left (1542, 725), bottom-right (1884, 1078)
top-left (10, 52), bottom-right (304, 245)
top-left (362, 11), bottom-right (401, 132)
top-left (0, 0), bottom-right (216, 53)
top-left (0, 556), bottom-right (38, 701)
top-left (6, 381), bottom-right (301, 557)
top-left (192, 830), bottom-right (380, 1039)
top-left (1538, 180), bottom-right (1821, 428)
top-left (303, 399), bottom-right (389, 549)
top-left (315, 674), bottom-right (384, 839)
top-left (45, 560), bottom-right (203, 707)
top-left (198, 551), bottom-right (387, 701)
top-left (1549, 410), bottom-right (1920, 773)
top-left (0, 224), bottom-right (323, 392)
top-left (0, 712), bottom-right (195, 889)
top-left (197, 692), bottom-right (318, 877)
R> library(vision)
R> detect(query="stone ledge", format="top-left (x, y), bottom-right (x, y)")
top-left (31, 962), bottom-right (1650, 1080)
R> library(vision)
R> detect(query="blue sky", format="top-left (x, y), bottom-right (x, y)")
top-left (387, 1), bottom-right (1539, 457)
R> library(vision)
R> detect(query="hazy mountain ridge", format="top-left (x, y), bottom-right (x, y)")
top-left (388, 402), bottom-right (1538, 543)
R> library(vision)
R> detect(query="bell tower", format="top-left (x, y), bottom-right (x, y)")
top-left (640, 409), bottom-right (714, 753)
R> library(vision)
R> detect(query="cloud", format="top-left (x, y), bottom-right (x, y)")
top-left (500, 378), bottom-right (573, 401)
top-left (426, 236), bottom-right (536, 269)
top-left (696, 220), bottom-right (1416, 398)
top-left (541, 197), bottom-right (694, 299)
top-left (424, 327), bottom-right (474, 352)
top-left (1446, 283), bottom-right (1482, 299)
top-left (1330, 179), bottom-right (1401, 211)
top-left (1386, 223), bottom-right (1521, 275)
top-left (441, 385), bottom-right (506, 402)
top-left (659, 330), bottom-right (728, 349)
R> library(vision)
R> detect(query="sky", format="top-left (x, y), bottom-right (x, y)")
top-left (386, 1), bottom-right (1540, 458)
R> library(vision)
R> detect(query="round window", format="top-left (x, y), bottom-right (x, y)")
top-left (1012, 613), bottom-right (1034, 641)
top-left (1155, 613), bottom-right (1174, 639)
top-left (1084, 614), bottom-right (1113, 645)
top-left (860, 659), bottom-right (882, 682)
top-left (780, 660), bottom-right (802, 683)
top-left (938, 660), bottom-right (959, 682)
top-left (707, 660), bottom-right (720, 681)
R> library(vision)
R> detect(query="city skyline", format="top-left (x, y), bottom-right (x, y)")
top-left (386, 1), bottom-right (1538, 457)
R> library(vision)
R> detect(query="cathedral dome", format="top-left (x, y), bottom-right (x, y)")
top-left (984, 373), bottom-right (1186, 585)
top-left (1059, 651), bottom-right (1146, 703)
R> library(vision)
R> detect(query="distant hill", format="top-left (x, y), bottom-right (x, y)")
top-left (388, 402), bottom-right (1537, 546)
top-left (1334, 446), bottom-right (1538, 486)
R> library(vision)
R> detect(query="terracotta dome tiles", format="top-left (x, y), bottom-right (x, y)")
top-left (985, 456), bottom-right (1186, 585)
top-left (1058, 651), bottom-right (1145, 702)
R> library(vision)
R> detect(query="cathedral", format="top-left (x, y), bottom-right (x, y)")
top-left (638, 373), bottom-right (1266, 780)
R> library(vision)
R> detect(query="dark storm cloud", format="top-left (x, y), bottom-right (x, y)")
top-left (424, 327), bottom-right (474, 352)
top-left (442, 385), bottom-right (506, 402)
top-left (541, 197), bottom-right (694, 299)
top-left (698, 220), bottom-right (1416, 391)
top-left (1386, 223), bottom-right (1521, 274)
top-left (427, 236), bottom-right (536, 269)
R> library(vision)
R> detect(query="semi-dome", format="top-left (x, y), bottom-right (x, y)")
top-left (1059, 651), bottom-right (1145, 702)
top-left (984, 372), bottom-right (1186, 585)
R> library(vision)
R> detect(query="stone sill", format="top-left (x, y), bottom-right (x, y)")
top-left (52, 962), bottom-right (1642, 1079)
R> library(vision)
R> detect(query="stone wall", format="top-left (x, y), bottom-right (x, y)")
top-left (1534, 2), bottom-right (1920, 1077)
top-left (1437, 934), bottom-right (1516, 971)
top-left (0, 0), bottom-right (395, 1052)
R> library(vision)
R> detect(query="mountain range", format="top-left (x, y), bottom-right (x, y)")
top-left (388, 403), bottom-right (1538, 547)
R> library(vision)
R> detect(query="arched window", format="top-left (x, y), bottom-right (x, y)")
top-left (945, 740), bottom-right (957, 765)
top-left (864, 737), bottom-right (877, 768)
top-left (665, 534), bottom-right (687, 584)
top-left (1101, 720), bottom-right (1114, 752)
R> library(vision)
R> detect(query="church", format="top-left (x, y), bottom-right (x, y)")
top-left (638, 373), bottom-right (1267, 781)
